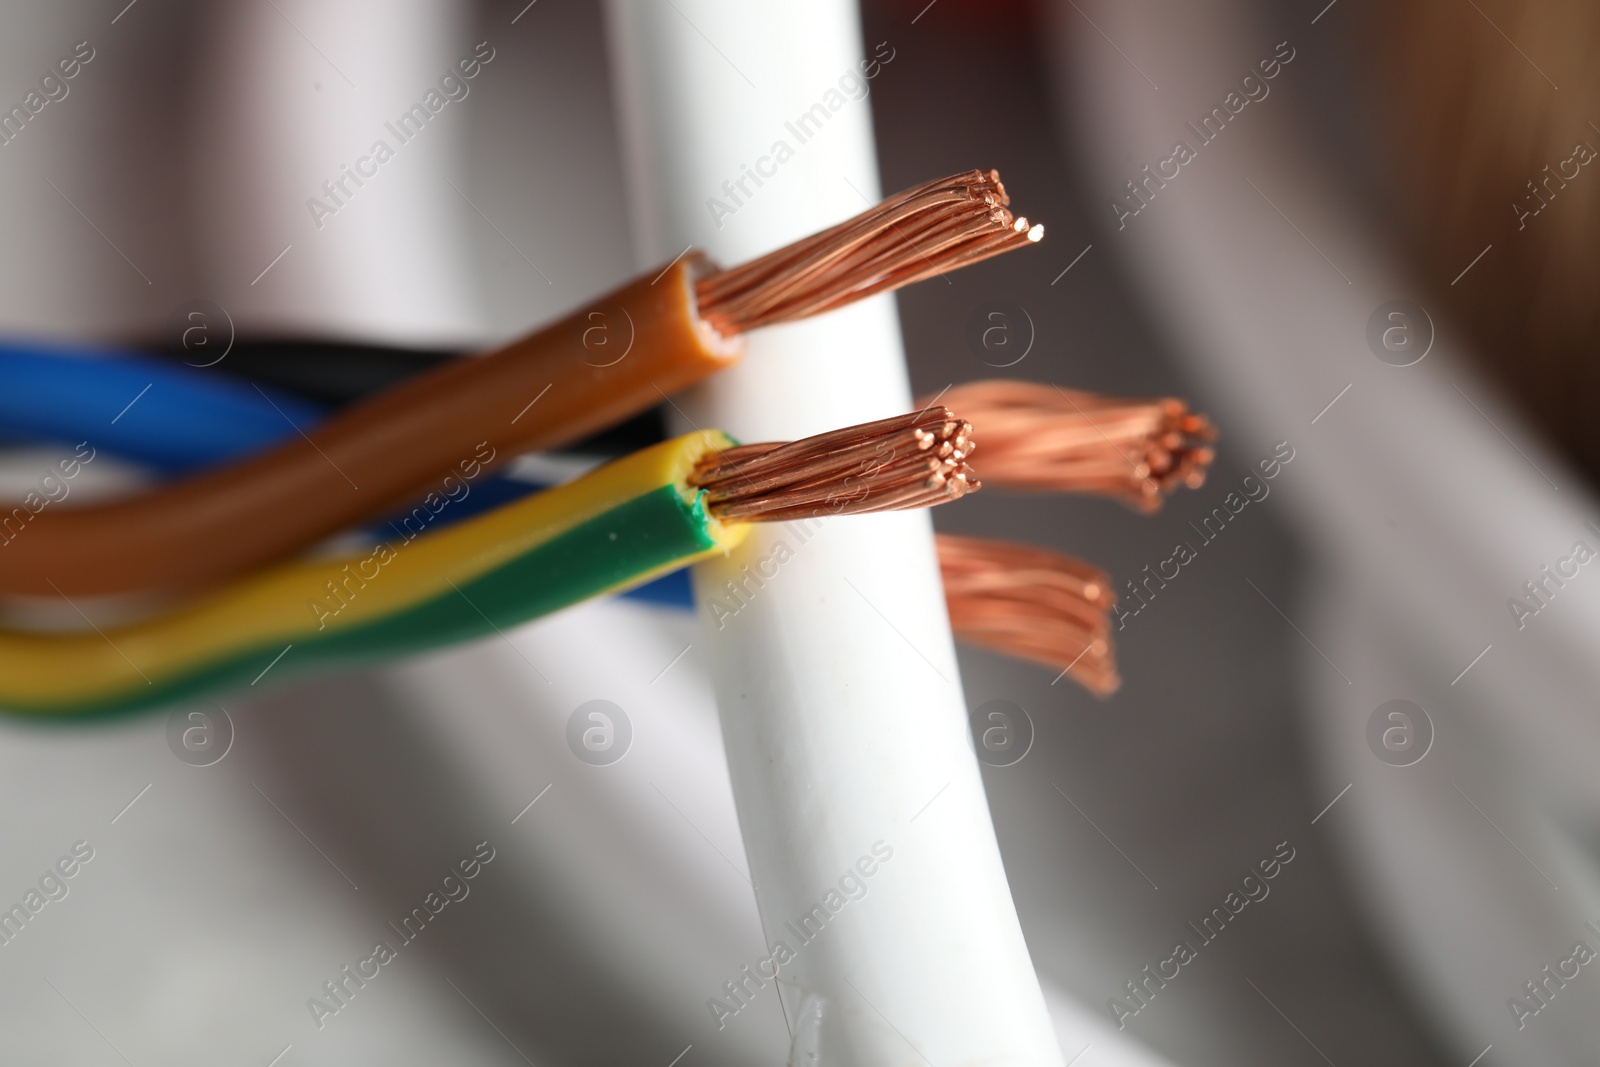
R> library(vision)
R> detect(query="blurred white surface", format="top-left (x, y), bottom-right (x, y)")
top-left (1052, 0), bottom-right (1600, 1060)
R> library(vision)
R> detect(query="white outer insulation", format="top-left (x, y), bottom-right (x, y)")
top-left (605, 2), bottom-right (1065, 1063)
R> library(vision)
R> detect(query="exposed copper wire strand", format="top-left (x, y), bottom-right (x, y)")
top-left (924, 381), bottom-right (1216, 512)
top-left (937, 533), bottom-right (1121, 696)
top-left (689, 407), bottom-right (979, 523)
top-left (695, 170), bottom-right (1042, 335)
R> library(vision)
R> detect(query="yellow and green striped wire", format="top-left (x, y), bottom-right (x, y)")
top-left (2, 431), bottom-right (743, 718)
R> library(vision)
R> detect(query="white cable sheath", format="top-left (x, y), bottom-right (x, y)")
top-left (605, 3), bottom-right (1064, 1063)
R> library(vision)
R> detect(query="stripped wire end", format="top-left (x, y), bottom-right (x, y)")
top-left (938, 534), bottom-right (1121, 697)
top-left (930, 380), bottom-right (1216, 513)
top-left (695, 169), bottom-right (1042, 335)
top-left (690, 407), bottom-right (979, 523)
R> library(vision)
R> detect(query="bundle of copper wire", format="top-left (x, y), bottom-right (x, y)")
top-left (696, 169), bottom-right (1042, 335)
top-left (930, 380), bottom-right (1214, 512)
top-left (938, 533), bottom-right (1120, 696)
top-left (692, 407), bottom-right (978, 522)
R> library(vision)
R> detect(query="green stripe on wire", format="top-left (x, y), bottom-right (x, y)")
top-left (17, 486), bottom-right (717, 720)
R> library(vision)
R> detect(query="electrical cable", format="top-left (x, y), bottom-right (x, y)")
top-left (0, 349), bottom-right (1206, 691)
top-left (0, 343), bottom-right (686, 603)
top-left (152, 338), bottom-right (671, 454)
top-left (0, 398), bottom-right (1122, 690)
top-left (0, 409), bottom-right (975, 718)
top-left (0, 366), bottom-right (1211, 683)
top-left (0, 169), bottom-right (1039, 600)
top-left (0, 341), bottom-right (324, 472)
top-left (154, 337), bottom-right (662, 460)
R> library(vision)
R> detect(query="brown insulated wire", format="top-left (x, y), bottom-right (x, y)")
top-left (0, 171), bottom-right (1040, 599)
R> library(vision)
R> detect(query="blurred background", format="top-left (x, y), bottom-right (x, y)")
top-left (0, 0), bottom-right (1596, 1063)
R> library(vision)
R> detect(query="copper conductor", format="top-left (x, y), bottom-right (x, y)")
top-left (926, 381), bottom-right (1215, 512)
top-left (689, 407), bottom-right (980, 523)
top-left (695, 169), bottom-right (1043, 336)
top-left (937, 533), bottom-right (1120, 696)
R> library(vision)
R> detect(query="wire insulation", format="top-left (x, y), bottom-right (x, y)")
top-left (0, 257), bottom-right (735, 598)
top-left (0, 342), bottom-right (324, 472)
top-left (158, 339), bottom-right (452, 405)
top-left (0, 431), bottom-right (740, 717)
top-left (0, 408), bottom-right (977, 717)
